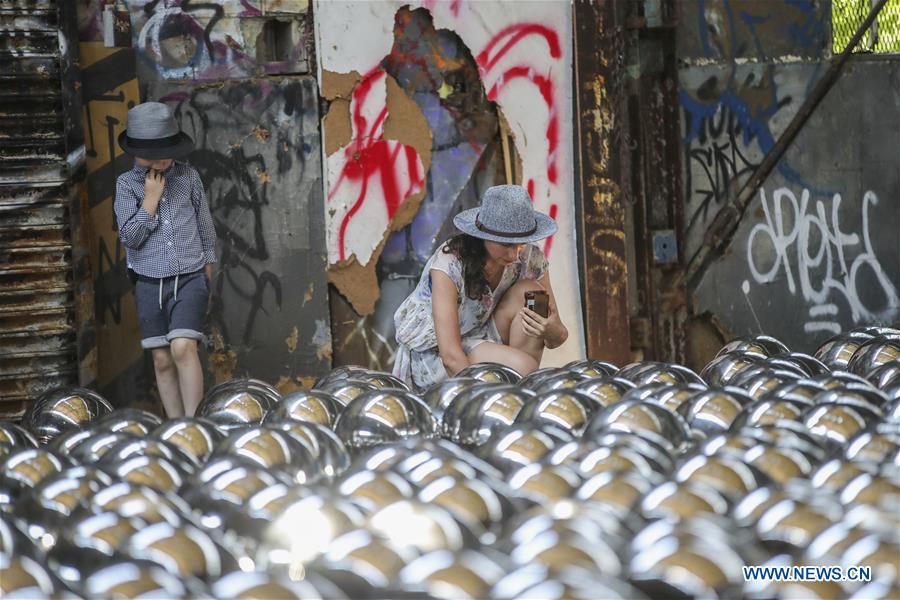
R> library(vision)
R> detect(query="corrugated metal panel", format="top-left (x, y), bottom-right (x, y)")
top-left (0, 0), bottom-right (77, 418)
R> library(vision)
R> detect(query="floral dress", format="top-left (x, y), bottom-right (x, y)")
top-left (393, 242), bottom-right (548, 390)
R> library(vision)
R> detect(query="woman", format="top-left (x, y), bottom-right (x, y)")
top-left (393, 184), bottom-right (568, 389)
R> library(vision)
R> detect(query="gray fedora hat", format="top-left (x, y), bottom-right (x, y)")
top-left (118, 102), bottom-right (193, 160)
top-left (453, 184), bottom-right (557, 244)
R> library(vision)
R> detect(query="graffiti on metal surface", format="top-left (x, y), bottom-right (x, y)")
top-left (158, 78), bottom-right (331, 382)
top-left (680, 0), bottom-right (829, 255)
top-left (745, 186), bottom-right (899, 334)
top-left (124, 0), bottom-right (307, 80)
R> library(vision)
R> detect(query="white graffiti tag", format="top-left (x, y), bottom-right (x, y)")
top-left (746, 187), bottom-right (899, 334)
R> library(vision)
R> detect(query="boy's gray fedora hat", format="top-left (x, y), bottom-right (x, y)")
top-left (117, 102), bottom-right (193, 160)
top-left (453, 184), bottom-right (557, 244)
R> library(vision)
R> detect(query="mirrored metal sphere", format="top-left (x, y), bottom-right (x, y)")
top-left (334, 390), bottom-right (437, 451)
top-left (718, 335), bottom-right (790, 358)
top-left (533, 371), bottom-right (592, 392)
top-left (517, 367), bottom-right (564, 389)
top-left (564, 359), bottom-right (618, 378)
top-left (99, 454), bottom-right (185, 494)
top-left (477, 425), bottom-right (569, 474)
top-left (349, 371), bottom-right (412, 391)
top-left (863, 360), bottom-right (900, 391)
top-left (418, 476), bottom-right (511, 540)
top-left (399, 549), bottom-right (507, 599)
top-left (730, 397), bottom-right (809, 430)
top-left (730, 367), bottom-right (804, 399)
top-left (266, 421), bottom-right (350, 479)
top-left (815, 331), bottom-right (877, 371)
top-left (83, 560), bottom-right (197, 598)
top-left (515, 390), bottom-right (601, 436)
top-left (442, 385), bottom-right (534, 447)
top-left (678, 387), bottom-right (754, 437)
top-left (422, 377), bottom-right (484, 422)
top-left (95, 408), bottom-right (163, 435)
top-left (639, 480), bottom-right (730, 521)
top-left (196, 381), bottom-right (279, 432)
top-left (369, 499), bottom-right (469, 554)
top-left (675, 453), bottom-right (768, 501)
top-left (803, 403), bottom-right (881, 448)
top-left (214, 426), bottom-right (319, 484)
top-left (508, 463), bottom-right (581, 504)
top-left (211, 570), bottom-right (345, 600)
top-left (771, 352), bottom-right (830, 377)
top-left (266, 390), bottom-right (346, 429)
top-left (572, 376), bottom-right (635, 408)
top-left (47, 509), bottom-right (141, 585)
top-left (701, 351), bottom-right (767, 387)
top-left (314, 365), bottom-right (373, 388)
top-left (151, 417), bottom-right (223, 464)
top-left (0, 447), bottom-right (65, 502)
top-left (0, 553), bottom-right (57, 596)
top-left (576, 469), bottom-right (662, 517)
top-left (314, 378), bottom-right (379, 406)
top-left (844, 428), bottom-right (900, 465)
top-left (585, 400), bottom-right (692, 453)
top-left (21, 387), bottom-right (113, 443)
top-left (127, 520), bottom-right (231, 579)
top-left (847, 336), bottom-right (900, 377)
top-left (0, 422), bottom-right (39, 449)
top-left (457, 362), bottom-right (522, 384)
top-left (90, 481), bottom-right (189, 527)
top-left (648, 383), bottom-right (707, 414)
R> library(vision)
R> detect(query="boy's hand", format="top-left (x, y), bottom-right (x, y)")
top-left (142, 169), bottom-right (165, 215)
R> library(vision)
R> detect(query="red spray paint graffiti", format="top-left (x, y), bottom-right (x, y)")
top-left (328, 68), bottom-right (426, 262)
top-left (476, 23), bottom-right (562, 255)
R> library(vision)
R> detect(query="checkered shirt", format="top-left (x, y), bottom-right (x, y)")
top-left (114, 161), bottom-right (217, 278)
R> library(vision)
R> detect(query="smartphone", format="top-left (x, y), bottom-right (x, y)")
top-left (524, 290), bottom-right (550, 318)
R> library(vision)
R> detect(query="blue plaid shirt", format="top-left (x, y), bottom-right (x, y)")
top-left (114, 161), bottom-right (217, 278)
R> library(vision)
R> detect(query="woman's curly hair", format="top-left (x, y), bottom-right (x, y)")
top-left (443, 234), bottom-right (489, 300)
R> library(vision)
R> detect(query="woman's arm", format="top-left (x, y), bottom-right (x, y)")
top-left (521, 267), bottom-right (569, 349)
top-left (431, 270), bottom-right (470, 377)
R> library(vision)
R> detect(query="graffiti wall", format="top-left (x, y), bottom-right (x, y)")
top-left (76, 0), bottom-right (330, 406)
top-left (315, 0), bottom-right (586, 370)
top-left (151, 78), bottom-right (331, 388)
top-left (678, 1), bottom-right (900, 356)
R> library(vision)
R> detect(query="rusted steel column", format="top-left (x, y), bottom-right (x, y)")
top-left (573, 0), bottom-right (631, 365)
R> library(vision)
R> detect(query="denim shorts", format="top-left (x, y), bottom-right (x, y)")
top-left (134, 270), bottom-right (209, 349)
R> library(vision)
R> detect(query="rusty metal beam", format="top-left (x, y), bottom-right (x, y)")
top-left (686, 0), bottom-right (891, 290)
top-left (573, 0), bottom-right (632, 365)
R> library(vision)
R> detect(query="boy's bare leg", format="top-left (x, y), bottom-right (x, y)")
top-left (152, 347), bottom-right (184, 418)
top-left (170, 338), bottom-right (203, 416)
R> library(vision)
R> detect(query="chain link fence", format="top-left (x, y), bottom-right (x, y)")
top-left (833, 0), bottom-right (900, 53)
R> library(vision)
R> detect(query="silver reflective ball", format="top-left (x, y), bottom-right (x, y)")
top-left (572, 376), bottom-right (636, 408)
top-left (508, 463), bottom-right (581, 504)
top-left (515, 390), bottom-right (601, 436)
top-left (314, 365), bottom-right (372, 388)
top-left (197, 380), bottom-right (279, 432)
top-left (718, 335), bottom-right (790, 358)
top-left (457, 362), bottom-right (522, 384)
top-left (69, 430), bottom-right (137, 465)
top-left (90, 481), bottom-right (190, 527)
top-left (97, 436), bottom-right (199, 474)
top-left (442, 385), bottom-right (534, 447)
top-left (585, 400), bottom-right (692, 454)
top-left (730, 367), bottom-right (804, 399)
top-left (0, 447), bottom-right (66, 504)
top-left (533, 371), bottom-right (593, 393)
top-left (368, 499), bottom-right (470, 554)
top-left (675, 453), bottom-right (769, 501)
top-left (422, 377), bottom-right (484, 423)
top-left (47, 509), bottom-right (141, 585)
top-left (771, 352), bottom-right (830, 377)
top-left (83, 560), bottom-right (198, 599)
top-left (418, 476), bottom-right (512, 541)
top-left (213, 426), bottom-right (319, 484)
top-left (576, 469), bottom-right (663, 517)
top-left (314, 378), bottom-right (379, 406)
top-left (266, 421), bottom-right (350, 479)
top-left (0, 422), bottom-right (39, 449)
top-left (804, 403), bottom-right (881, 449)
top-left (493, 564), bottom-right (647, 600)
top-left (565, 358), bottom-right (619, 378)
top-left (815, 330), bottom-right (877, 371)
top-left (95, 408), bottom-right (163, 435)
top-left (0, 554), bottom-right (57, 597)
top-left (517, 367), bottom-right (564, 389)
top-left (844, 428), bottom-right (900, 466)
top-left (127, 520), bottom-right (233, 579)
top-left (350, 371), bottom-right (412, 391)
top-left (151, 417), bottom-right (223, 464)
top-left (21, 387), bottom-right (113, 443)
top-left (847, 336), bottom-right (900, 376)
top-left (211, 570), bottom-right (346, 600)
top-left (334, 390), bottom-right (437, 451)
top-left (639, 480), bottom-right (730, 521)
top-left (730, 397), bottom-right (809, 430)
top-left (399, 548), bottom-right (507, 599)
top-left (266, 389), bottom-right (346, 429)
top-left (701, 351), bottom-right (767, 387)
top-left (863, 360), bottom-right (900, 391)
top-left (477, 425), bottom-right (570, 474)
top-left (678, 387), bottom-right (754, 438)
top-left (99, 454), bottom-right (186, 494)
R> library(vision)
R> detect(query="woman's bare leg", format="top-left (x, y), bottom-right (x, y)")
top-left (152, 348), bottom-right (184, 418)
top-left (468, 342), bottom-right (539, 377)
top-left (492, 280), bottom-right (546, 364)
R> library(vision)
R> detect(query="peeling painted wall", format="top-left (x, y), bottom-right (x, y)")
top-left (677, 0), bottom-right (900, 359)
top-left (315, 0), bottom-right (586, 370)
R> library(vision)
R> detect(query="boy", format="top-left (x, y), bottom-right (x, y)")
top-left (114, 102), bottom-right (217, 418)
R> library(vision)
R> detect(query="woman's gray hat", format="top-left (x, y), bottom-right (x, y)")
top-left (453, 184), bottom-right (557, 244)
top-left (117, 102), bottom-right (193, 160)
